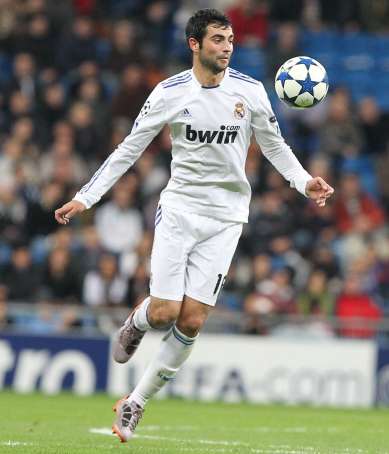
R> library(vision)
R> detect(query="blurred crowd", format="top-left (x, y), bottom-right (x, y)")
top-left (0, 0), bottom-right (389, 338)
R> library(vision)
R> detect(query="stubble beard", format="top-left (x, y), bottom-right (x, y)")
top-left (199, 53), bottom-right (228, 75)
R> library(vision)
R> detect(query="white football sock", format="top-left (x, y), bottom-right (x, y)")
top-left (133, 297), bottom-right (152, 331)
top-left (129, 325), bottom-right (198, 407)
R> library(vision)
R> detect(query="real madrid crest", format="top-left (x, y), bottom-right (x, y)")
top-left (234, 102), bottom-right (245, 119)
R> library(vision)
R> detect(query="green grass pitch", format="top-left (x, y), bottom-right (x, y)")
top-left (1, 391), bottom-right (389, 454)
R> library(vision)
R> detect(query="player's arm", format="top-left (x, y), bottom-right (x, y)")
top-left (250, 83), bottom-right (333, 207)
top-left (55, 84), bottom-right (167, 224)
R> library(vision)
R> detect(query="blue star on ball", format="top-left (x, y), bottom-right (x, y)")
top-left (298, 73), bottom-right (317, 96)
top-left (278, 71), bottom-right (293, 86)
top-left (299, 57), bottom-right (317, 67)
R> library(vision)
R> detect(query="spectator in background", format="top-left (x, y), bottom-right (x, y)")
top-left (141, 0), bottom-right (178, 63)
top-left (83, 253), bottom-right (128, 307)
top-left (36, 83), bottom-right (68, 140)
top-left (359, 0), bottom-right (389, 32)
top-left (110, 63), bottom-right (150, 121)
top-left (0, 138), bottom-right (36, 187)
top-left (77, 77), bottom-right (109, 139)
top-left (358, 97), bottom-right (389, 155)
top-left (249, 253), bottom-right (272, 290)
top-left (25, 181), bottom-right (66, 238)
top-left (78, 225), bottom-right (104, 275)
top-left (311, 245), bottom-right (340, 281)
top-left (375, 234), bottom-right (389, 311)
top-left (13, 14), bottom-right (56, 68)
top-left (269, 235), bottom-right (310, 289)
top-left (94, 177), bottom-right (143, 256)
top-left (7, 90), bottom-right (34, 126)
top-left (244, 266), bottom-right (295, 334)
top-left (334, 173), bottom-right (385, 235)
top-left (270, 0), bottom-right (304, 22)
top-left (6, 53), bottom-right (39, 103)
top-left (40, 246), bottom-right (81, 303)
top-left (297, 269), bottom-right (334, 316)
top-left (302, 158), bottom-right (336, 245)
top-left (319, 0), bottom-right (362, 28)
top-left (0, 182), bottom-right (26, 245)
top-left (267, 22), bottom-right (300, 78)
top-left (227, 0), bottom-right (269, 46)
top-left (58, 16), bottom-right (101, 71)
top-left (2, 245), bottom-right (40, 301)
top-left (319, 90), bottom-right (364, 159)
top-left (0, 286), bottom-right (12, 329)
top-left (134, 151), bottom-right (169, 205)
top-left (244, 191), bottom-right (296, 255)
top-left (10, 117), bottom-right (40, 170)
top-left (336, 273), bottom-right (382, 338)
top-left (68, 101), bottom-right (100, 160)
top-left (40, 137), bottom-right (88, 185)
top-left (126, 260), bottom-right (150, 307)
top-left (106, 20), bottom-right (144, 73)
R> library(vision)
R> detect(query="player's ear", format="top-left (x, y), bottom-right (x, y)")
top-left (188, 37), bottom-right (200, 52)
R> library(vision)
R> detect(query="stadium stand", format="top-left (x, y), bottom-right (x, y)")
top-left (1, 0), bottom-right (389, 339)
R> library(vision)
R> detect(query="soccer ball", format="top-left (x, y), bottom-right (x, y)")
top-left (275, 56), bottom-right (329, 108)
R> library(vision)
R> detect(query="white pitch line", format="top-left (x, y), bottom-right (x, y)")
top-left (89, 428), bottom-right (389, 454)
top-left (138, 424), bottom-right (197, 432)
top-left (0, 441), bottom-right (32, 447)
top-left (90, 428), bottom-right (115, 436)
top-left (89, 428), bottom-right (249, 446)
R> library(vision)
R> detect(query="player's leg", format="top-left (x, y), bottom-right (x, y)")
top-left (112, 296), bottom-right (210, 442)
top-left (112, 205), bottom-right (194, 442)
top-left (128, 295), bottom-right (211, 402)
top-left (112, 296), bottom-right (181, 364)
top-left (113, 205), bottom-right (189, 364)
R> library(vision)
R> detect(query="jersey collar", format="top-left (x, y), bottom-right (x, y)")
top-left (191, 67), bottom-right (229, 89)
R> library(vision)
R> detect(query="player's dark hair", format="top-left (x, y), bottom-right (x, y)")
top-left (185, 9), bottom-right (231, 49)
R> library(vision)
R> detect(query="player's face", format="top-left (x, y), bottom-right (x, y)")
top-left (198, 25), bottom-right (234, 74)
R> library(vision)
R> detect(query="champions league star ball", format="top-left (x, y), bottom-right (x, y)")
top-left (275, 56), bottom-right (329, 108)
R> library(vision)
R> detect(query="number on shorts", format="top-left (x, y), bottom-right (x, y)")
top-left (213, 273), bottom-right (226, 295)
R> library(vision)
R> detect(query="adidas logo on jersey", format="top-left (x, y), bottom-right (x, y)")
top-left (182, 108), bottom-right (192, 118)
top-left (185, 124), bottom-right (239, 144)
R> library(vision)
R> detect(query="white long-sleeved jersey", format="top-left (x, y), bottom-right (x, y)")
top-left (74, 67), bottom-right (312, 223)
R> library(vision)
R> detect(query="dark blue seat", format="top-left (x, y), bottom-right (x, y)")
top-left (231, 45), bottom-right (265, 81)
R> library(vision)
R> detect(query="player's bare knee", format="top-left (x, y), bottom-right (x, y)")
top-left (148, 297), bottom-right (180, 328)
top-left (176, 314), bottom-right (205, 337)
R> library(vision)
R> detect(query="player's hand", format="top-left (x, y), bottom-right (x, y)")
top-left (305, 177), bottom-right (334, 207)
top-left (54, 200), bottom-right (86, 225)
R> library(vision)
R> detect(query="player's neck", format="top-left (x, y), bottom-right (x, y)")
top-left (192, 64), bottom-right (225, 87)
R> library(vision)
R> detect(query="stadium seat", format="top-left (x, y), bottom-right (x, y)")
top-left (373, 36), bottom-right (389, 75)
top-left (231, 45), bottom-right (265, 81)
top-left (0, 52), bottom-right (12, 85)
top-left (301, 30), bottom-right (337, 76)
top-left (372, 75), bottom-right (389, 111)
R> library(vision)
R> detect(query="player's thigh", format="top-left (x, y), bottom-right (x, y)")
top-left (149, 205), bottom-right (189, 302)
top-left (185, 222), bottom-right (243, 306)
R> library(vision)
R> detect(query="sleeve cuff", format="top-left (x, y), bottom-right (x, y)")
top-left (290, 173), bottom-right (312, 197)
top-left (73, 193), bottom-right (92, 209)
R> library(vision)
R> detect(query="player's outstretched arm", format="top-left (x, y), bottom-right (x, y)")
top-left (305, 177), bottom-right (334, 207)
top-left (55, 200), bottom-right (86, 225)
top-left (54, 84), bottom-right (166, 224)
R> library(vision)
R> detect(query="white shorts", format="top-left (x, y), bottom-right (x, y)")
top-left (150, 204), bottom-right (243, 306)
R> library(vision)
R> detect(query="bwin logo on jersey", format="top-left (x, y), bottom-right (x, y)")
top-left (186, 125), bottom-right (240, 144)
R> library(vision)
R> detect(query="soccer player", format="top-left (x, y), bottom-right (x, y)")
top-left (55, 9), bottom-right (334, 442)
